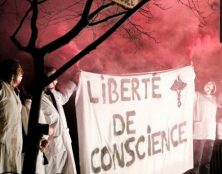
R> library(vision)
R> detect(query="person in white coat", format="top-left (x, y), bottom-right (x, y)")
top-left (41, 66), bottom-right (78, 174)
top-left (0, 59), bottom-right (24, 173)
top-left (186, 80), bottom-right (217, 174)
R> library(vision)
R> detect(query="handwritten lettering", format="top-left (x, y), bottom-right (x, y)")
top-left (91, 121), bottom-right (187, 173)
top-left (88, 75), bottom-right (162, 104)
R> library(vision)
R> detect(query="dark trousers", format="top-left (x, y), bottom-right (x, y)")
top-left (184, 139), bottom-right (214, 174)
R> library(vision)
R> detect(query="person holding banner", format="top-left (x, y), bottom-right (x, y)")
top-left (186, 80), bottom-right (217, 174)
top-left (41, 66), bottom-right (79, 174)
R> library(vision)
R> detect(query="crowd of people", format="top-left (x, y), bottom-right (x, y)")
top-left (0, 58), bottom-right (221, 174)
top-left (0, 59), bottom-right (79, 174)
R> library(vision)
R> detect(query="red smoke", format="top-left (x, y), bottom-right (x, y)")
top-left (0, 0), bottom-right (221, 86)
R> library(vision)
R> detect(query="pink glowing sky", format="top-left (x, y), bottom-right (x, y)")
top-left (0, 0), bottom-right (221, 89)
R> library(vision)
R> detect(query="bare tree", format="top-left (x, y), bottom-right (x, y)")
top-left (5, 0), bottom-right (153, 173)
top-left (177, 0), bottom-right (219, 26)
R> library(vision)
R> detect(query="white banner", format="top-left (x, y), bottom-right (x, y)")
top-left (75, 66), bottom-right (195, 174)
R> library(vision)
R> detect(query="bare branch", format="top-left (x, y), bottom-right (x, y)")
top-left (10, 4), bottom-right (32, 52)
top-left (152, 0), bottom-right (170, 10)
top-left (40, 18), bottom-right (88, 55)
top-left (29, 0), bottom-right (49, 3)
top-left (28, 0), bottom-right (39, 48)
top-left (36, 1), bottom-right (82, 29)
top-left (39, 14), bottom-right (80, 27)
top-left (82, 0), bottom-right (93, 17)
top-left (138, 7), bottom-right (153, 21)
top-left (40, 0), bottom-right (95, 55)
top-left (39, 0), bottom-right (81, 17)
top-left (127, 19), bottom-right (157, 42)
top-left (46, 0), bottom-right (151, 83)
top-left (177, 0), bottom-right (207, 26)
top-left (10, 35), bottom-right (29, 52)
top-left (88, 1), bottom-right (115, 19)
top-left (38, 0), bottom-right (48, 4)
top-left (12, 6), bottom-right (32, 38)
top-left (89, 11), bottom-right (127, 26)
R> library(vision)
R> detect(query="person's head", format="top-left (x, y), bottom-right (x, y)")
top-left (204, 81), bottom-right (216, 95)
top-left (44, 66), bottom-right (58, 91)
top-left (0, 59), bottom-right (24, 88)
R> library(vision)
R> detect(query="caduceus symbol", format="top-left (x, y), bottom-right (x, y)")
top-left (170, 76), bottom-right (187, 108)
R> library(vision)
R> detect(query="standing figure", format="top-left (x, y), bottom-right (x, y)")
top-left (189, 81), bottom-right (217, 174)
top-left (41, 66), bottom-right (78, 174)
top-left (0, 59), bottom-right (24, 173)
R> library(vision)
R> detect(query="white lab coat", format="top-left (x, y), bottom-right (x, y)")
top-left (0, 81), bottom-right (23, 173)
top-left (193, 91), bottom-right (217, 140)
top-left (41, 81), bottom-right (77, 174)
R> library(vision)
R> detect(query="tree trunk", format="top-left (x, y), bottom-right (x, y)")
top-left (22, 55), bottom-right (45, 174)
top-left (22, 87), bottom-right (43, 173)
